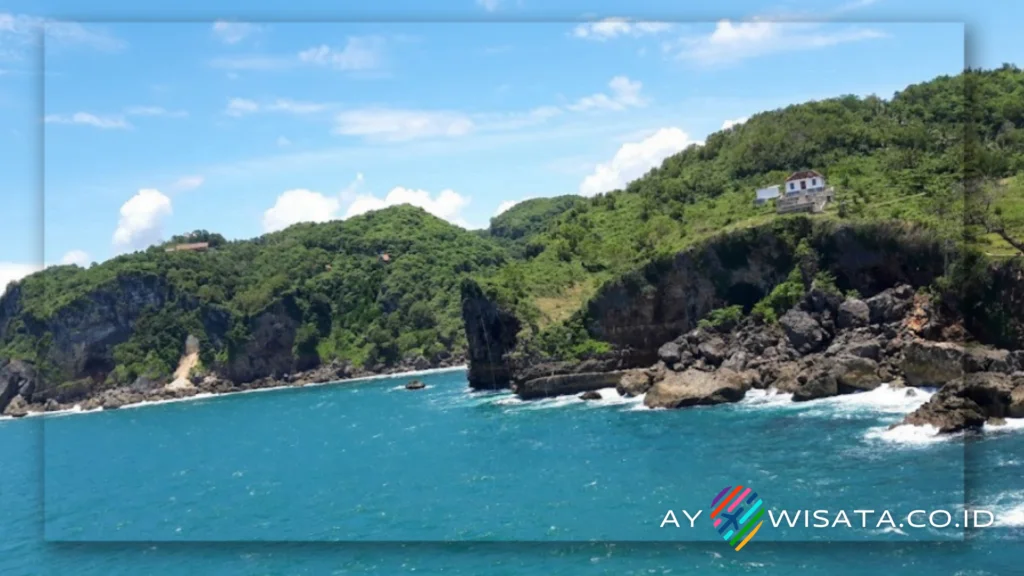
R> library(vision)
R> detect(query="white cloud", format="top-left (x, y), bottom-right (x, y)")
top-left (0, 14), bottom-right (125, 56)
top-left (671, 20), bottom-right (885, 66)
top-left (125, 106), bottom-right (188, 118)
top-left (721, 116), bottom-right (749, 130)
top-left (60, 250), bottom-right (91, 267)
top-left (579, 127), bottom-right (699, 196)
top-left (567, 76), bottom-right (646, 112)
top-left (44, 112), bottom-right (130, 129)
top-left (494, 198), bottom-right (530, 216)
top-left (172, 175), bottom-right (204, 191)
top-left (212, 21), bottom-right (260, 44)
top-left (112, 189), bottom-right (173, 251)
top-left (225, 98), bottom-right (259, 117)
top-left (333, 108), bottom-right (474, 141)
top-left (572, 18), bottom-right (673, 41)
top-left (298, 37), bottom-right (384, 70)
top-left (345, 187), bottom-right (471, 226)
top-left (0, 262), bottom-right (41, 295)
top-left (262, 189), bottom-right (342, 233)
top-left (476, 0), bottom-right (502, 11)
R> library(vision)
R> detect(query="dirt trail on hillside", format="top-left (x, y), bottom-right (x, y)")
top-left (166, 336), bottom-right (200, 391)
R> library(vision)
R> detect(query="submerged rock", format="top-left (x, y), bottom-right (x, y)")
top-left (579, 391), bottom-right (602, 401)
top-left (405, 380), bottom-right (426, 390)
top-left (643, 368), bottom-right (753, 409)
top-left (515, 371), bottom-right (628, 400)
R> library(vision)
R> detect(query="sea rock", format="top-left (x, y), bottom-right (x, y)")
top-left (579, 391), bottom-right (603, 401)
top-left (643, 368), bottom-right (752, 409)
top-left (1011, 351), bottom-right (1024, 372)
top-left (964, 347), bottom-right (1012, 374)
top-left (767, 362), bottom-right (802, 394)
top-left (617, 369), bottom-right (654, 397)
top-left (658, 342), bottom-right (683, 365)
top-left (832, 354), bottom-right (882, 393)
top-left (2, 394), bottom-right (30, 417)
top-left (837, 299), bottom-right (870, 329)
top-left (902, 340), bottom-right (964, 387)
top-left (44, 398), bottom-right (61, 412)
top-left (0, 359), bottom-right (37, 413)
top-left (405, 380), bottom-right (426, 390)
top-left (901, 372), bottom-right (1017, 433)
top-left (780, 310), bottom-right (827, 354)
top-left (515, 371), bottom-right (628, 400)
top-left (721, 351), bottom-right (748, 372)
top-left (792, 366), bottom-right (838, 402)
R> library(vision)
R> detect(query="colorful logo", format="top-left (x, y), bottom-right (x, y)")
top-left (711, 485), bottom-right (765, 551)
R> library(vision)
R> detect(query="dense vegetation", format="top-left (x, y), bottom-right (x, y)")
top-left (2, 66), bottom-right (1023, 389)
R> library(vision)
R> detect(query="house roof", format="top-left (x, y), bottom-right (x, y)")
top-left (166, 242), bottom-right (209, 252)
top-left (786, 170), bottom-right (824, 182)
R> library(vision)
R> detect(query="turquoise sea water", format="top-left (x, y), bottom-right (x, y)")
top-left (2, 368), bottom-right (1022, 574)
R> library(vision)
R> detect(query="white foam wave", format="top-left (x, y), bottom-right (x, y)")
top-left (980, 490), bottom-right (1024, 527)
top-left (863, 423), bottom-right (958, 446)
top-left (739, 388), bottom-right (795, 408)
top-left (984, 418), bottom-right (1024, 434)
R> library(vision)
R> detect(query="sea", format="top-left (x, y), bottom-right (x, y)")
top-left (1, 367), bottom-right (1022, 575)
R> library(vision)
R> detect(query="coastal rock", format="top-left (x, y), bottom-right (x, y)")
top-left (832, 355), bottom-right (882, 393)
top-left (697, 337), bottom-right (728, 366)
top-left (902, 340), bottom-right (964, 387)
top-left (0, 359), bottom-right (36, 413)
top-left (1010, 351), bottom-right (1024, 372)
top-left (579, 391), bottom-right (602, 401)
top-left (866, 285), bottom-right (914, 324)
top-left (2, 394), bottom-right (29, 417)
top-left (643, 368), bottom-right (752, 409)
top-left (964, 347), bottom-right (1012, 374)
top-left (617, 369), bottom-right (654, 397)
top-left (1009, 384), bottom-right (1024, 418)
top-left (721, 351), bottom-right (748, 372)
top-left (791, 367), bottom-right (838, 402)
top-left (658, 341), bottom-right (682, 365)
top-left (780, 310), bottom-right (827, 354)
top-left (837, 299), bottom-right (870, 329)
top-left (515, 371), bottom-right (628, 400)
top-left (901, 372), bottom-right (1016, 433)
top-left (405, 380), bottom-right (426, 390)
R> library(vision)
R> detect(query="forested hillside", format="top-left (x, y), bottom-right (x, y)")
top-left (2, 65), bottom-right (1023, 399)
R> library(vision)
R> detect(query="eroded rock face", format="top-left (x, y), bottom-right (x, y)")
top-left (1009, 383), bottom-right (1024, 418)
top-left (515, 371), bottom-right (628, 400)
top-left (902, 340), bottom-right (964, 387)
top-left (832, 355), bottom-right (882, 393)
top-left (460, 280), bottom-right (521, 390)
top-left (617, 369), bottom-right (654, 397)
top-left (643, 368), bottom-right (753, 409)
top-left (0, 359), bottom-right (36, 414)
top-left (2, 394), bottom-right (29, 417)
top-left (837, 299), bottom-right (870, 329)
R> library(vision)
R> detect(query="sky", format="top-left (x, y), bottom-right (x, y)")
top-left (1, 0), bottom-right (1021, 292)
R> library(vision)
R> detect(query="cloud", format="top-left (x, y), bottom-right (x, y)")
top-left (44, 112), bottom-right (130, 129)
top-left (721, 116), bottom-right (749, 130)
top-left (172, 175), bottom-right (204, 191)
top-left (476, 0), bottom-right (502, 11)
top-left (670, 20), bottom-right (885, 66)
top-left (0, 14), bottom-right (125, 57)
top-left (125, 106), bottom-right (188, 118)
top-left (346, 187), bottom-right (471, 226)
top-left (572, 18), bottom-right (673, 41)
top-left (60, 250), bottom-right (91, 267)
top-left (0, 262), bottom-right (41, 295)
top-left (579, 127), bottom-right (699, 196)
top-left (262, 189), bottom-right (342, 233)
top-left (212, 21), bottom-right (260, 44)
top-left (225, 98), bottom-right (259, 117)
top-left (112, 189), bottom-right (173, 251)
top-left (297, 37), bottom-right (384, 71)
top-left (494, 198), bottom-right (531, 217)
top-left (333, 108), bottom-right (474, 141)
top-left (567, 76), bottom-right (646, 112)
top-left (224, 97), bottom-right (329, 117)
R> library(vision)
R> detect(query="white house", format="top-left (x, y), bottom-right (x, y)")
top-left (754, 185), bottom-right (780, 205)
top-left (784, 170), bottom-right (826, 195)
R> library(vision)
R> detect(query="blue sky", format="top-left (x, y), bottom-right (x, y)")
top-left (0, 0), bottom-right (1020, 290)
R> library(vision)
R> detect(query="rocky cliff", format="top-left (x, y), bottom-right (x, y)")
top-left (459, 217), bottom-right (1023, 401)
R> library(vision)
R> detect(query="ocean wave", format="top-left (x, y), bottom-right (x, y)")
top-left (981, 490), bottom-right (1024, 527)
top-left (863, 423), bottom-right (958, 446)
top-left (983, 417), bottom-right (1024, 434)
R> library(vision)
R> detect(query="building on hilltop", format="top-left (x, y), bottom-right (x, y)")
top-left (754, 185), bottom-right (781, 205)
top-left (775, 170), bottom-right (835, 214)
